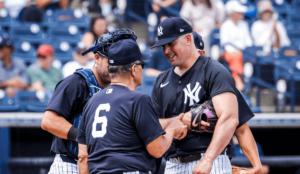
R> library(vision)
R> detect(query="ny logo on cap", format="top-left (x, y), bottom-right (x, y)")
top-left (157, 26), bottom-right (163, 36)
top-left (109, 60), bottom-right (114, 64)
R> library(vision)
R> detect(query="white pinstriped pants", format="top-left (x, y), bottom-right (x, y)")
top-left (48, 154), bottom-right (79, 174)
top-left (164, 154), bottom-right (232, 174)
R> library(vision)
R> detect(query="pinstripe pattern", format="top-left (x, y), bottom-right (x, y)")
top-left (123, 172), bottom-right (151, 174)
top-left (164, 154), bottom-right (231, 174)
top-left (48, 154), bottom-right (79, 174)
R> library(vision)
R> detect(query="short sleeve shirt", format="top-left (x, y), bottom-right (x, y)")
top-left (27, 63), bottom-right (64, 92)
top-left (45, 73), bottom-right (90, 159)
top-left (151, 56), bottom-right (254, 159)
top-left (77, 85), bottom-right (165, 174)
top-left (0, 58), bottom-right (28, 84)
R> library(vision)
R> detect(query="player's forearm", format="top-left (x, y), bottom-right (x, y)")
top-left (78, 158), bottom-right (89, 174)
top-left (236, 124), bottom-right (263, 173)
top-left (78, 144), bottom-right (89, 174)
top-left (204, 114), bottom-right (238, 162)
top-left (147, 127), bottom-right (175, 158)
top-left (41, 111), bottom-right (73, 139)
top-left (159, 118), bottom-right (176, 130)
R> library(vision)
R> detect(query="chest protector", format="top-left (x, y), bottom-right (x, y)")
top-left (66, 69), bottom-right (103, 157)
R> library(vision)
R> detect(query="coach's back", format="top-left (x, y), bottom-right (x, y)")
top-left (77, 85), bottom-right (165, 173)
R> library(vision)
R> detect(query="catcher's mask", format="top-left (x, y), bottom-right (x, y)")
top-left (82, 28), bottom-right (137, 57)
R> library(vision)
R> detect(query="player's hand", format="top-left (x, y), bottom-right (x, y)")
top-left (181, 111), bottom-right (210, 130)
top-left (168, 117), bottom-right (187, 139)
top-left (252, 165), bottom-right (264, 174)
top-left (193, 156), bottom-right (213, 174)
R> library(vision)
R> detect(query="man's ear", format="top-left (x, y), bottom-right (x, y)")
top-left (131, 64), bottom-right (136, 77)
top-left (94, 53), bottom-right (101, 65)
top-left (186, 34), bottom-right (192, 46)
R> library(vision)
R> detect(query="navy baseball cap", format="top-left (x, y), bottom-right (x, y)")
top-left (151, 17), bottom-right (193, 49)
top-left (108, 39), bottom-right (151, 65)
top-left (192, 31), bottom-right (204, 51)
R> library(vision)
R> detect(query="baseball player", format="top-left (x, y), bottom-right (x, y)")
top-left (76, 39), bottom-right (187, 174)
top-left (151, 17), bottom-right (260, 174)
top-left (192, 31), bottom-right (263, 174)
top-left (41, 29), bottom-right (136, 174)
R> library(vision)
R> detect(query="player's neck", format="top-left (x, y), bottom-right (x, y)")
top-left (174, 50), bottom-right (200, 76)
top-left (111, 78), bottom-right (138, 91)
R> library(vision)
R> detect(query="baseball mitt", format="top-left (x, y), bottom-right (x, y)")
top-left (232, 165), bottom-right (254, 174)
top-left (190, 100), bottom-right (218, 133)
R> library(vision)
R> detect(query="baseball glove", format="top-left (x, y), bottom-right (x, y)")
top-left (232, 165), bottom-right (254, 174)
top-left (190, 100), bottom-right (218, 133)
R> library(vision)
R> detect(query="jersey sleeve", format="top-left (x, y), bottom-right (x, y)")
top-left (206, 60), bottom-right (236, 98)
top-left (133, 94), bottom-right (166, 146)
top-left (45, 74), bottom-right (89, 119)
top-left (206, 60), bottom-right (254, 127)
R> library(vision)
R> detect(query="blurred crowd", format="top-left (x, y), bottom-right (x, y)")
top-left (0, 0), bottom-right (294, 100)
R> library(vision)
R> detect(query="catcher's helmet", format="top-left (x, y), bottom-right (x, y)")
top-left (82, 28), bottom-right (137, 57)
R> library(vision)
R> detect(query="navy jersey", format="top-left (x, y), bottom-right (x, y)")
top-left (151, 56), bottom-right (254, 159)
top-left (77, 85), bottom-right (165, 174)
top-left (46, 74), bottom-right (91, 159)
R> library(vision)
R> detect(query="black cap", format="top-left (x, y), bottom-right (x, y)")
top-left (0, 36), bottom-right (13, 48)
top-left (108, 39), bottom-right (151, 65)
top-left (151, 17), bottom-right (193, 49)
top-left (192, 31), bottom-right (204, 50)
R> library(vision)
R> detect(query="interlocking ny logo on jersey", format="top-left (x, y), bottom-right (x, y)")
top-left (183, 82), bottom-right (201, 105)
top-left (157, 26), bottom-right (163, 36)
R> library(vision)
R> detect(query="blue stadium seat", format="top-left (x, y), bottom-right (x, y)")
top-left (9, 23), bottom-right (48, 45)
top-left (0, 8), bottom-right (15, 28)
top-left (0, 26), bottom-right (9, 37)
top-left (140, 74), bottom-right (157, 96)
top-left (12, 41), bottom-right (37, 64)
top-left (52, 41), bottom-right (74, 64)
top-left (54, 9), bottom-right (90, 30)
top-left (209, 29), bottom-right (220, 47)
top-left (17, 90), bottom-right (50, 112)
top-left (0, 90), bottom-right (21, 112)
top-left (286, 28), bottom-right (300, 45)
top-left (287, 11), bottom-right (300, 24)
top-left (292, 0), bottom-right (300, 9)
top-left (48, 24), bottom-right (82, 45)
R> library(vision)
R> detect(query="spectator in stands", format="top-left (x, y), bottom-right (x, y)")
top-left (0, 37), bottom-right (28, 97)
top-left (0, 0), bottom-right (30, 18)
top-left (180, 0), bottom-right (225, 56)
top-left (27, 44), bottom-right (63, 92)
top-left (81, 16), bottom-right (107, 60)
top-left (62, 42), bottom-right (94, 78)
top-left (36, 0), bottom-right (68, 10)
top-left (232, 135), bottom-right (269, 174)
top-left (151, 0), bottom-right (182, 21)
top-left (220, 0), bottom-right (252, 91)
top-left (251, 0), bottom-right (290, 53)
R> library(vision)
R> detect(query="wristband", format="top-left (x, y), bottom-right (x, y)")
top-left (67, 126), bottom-right (78, 141)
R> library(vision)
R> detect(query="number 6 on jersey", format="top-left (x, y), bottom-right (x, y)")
top-left (92, 103), bottom-right (110, 138)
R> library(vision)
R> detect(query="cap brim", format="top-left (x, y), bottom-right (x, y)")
top-left (151, 36), bottom-right (179, 49)
top-left (141, 53), bottom-right (151, 60)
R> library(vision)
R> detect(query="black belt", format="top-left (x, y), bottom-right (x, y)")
top-left (59, 155), bottom-right (77, 165)
top-left (169, 148), bottom-right (228, 163)
top-left (114, 172), bottom-right (150, 174)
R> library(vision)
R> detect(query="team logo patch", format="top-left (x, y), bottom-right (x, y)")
top-left (183, 82), bottom-right (201, 105)
top-left (180, 29), bottom-right (184, 32)
top-left (106, 88), bottom-right (113, 94)
top-left (109, 60), bottom-right (114, 64)
top-left (157, 26), bottom-right (163, 36)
